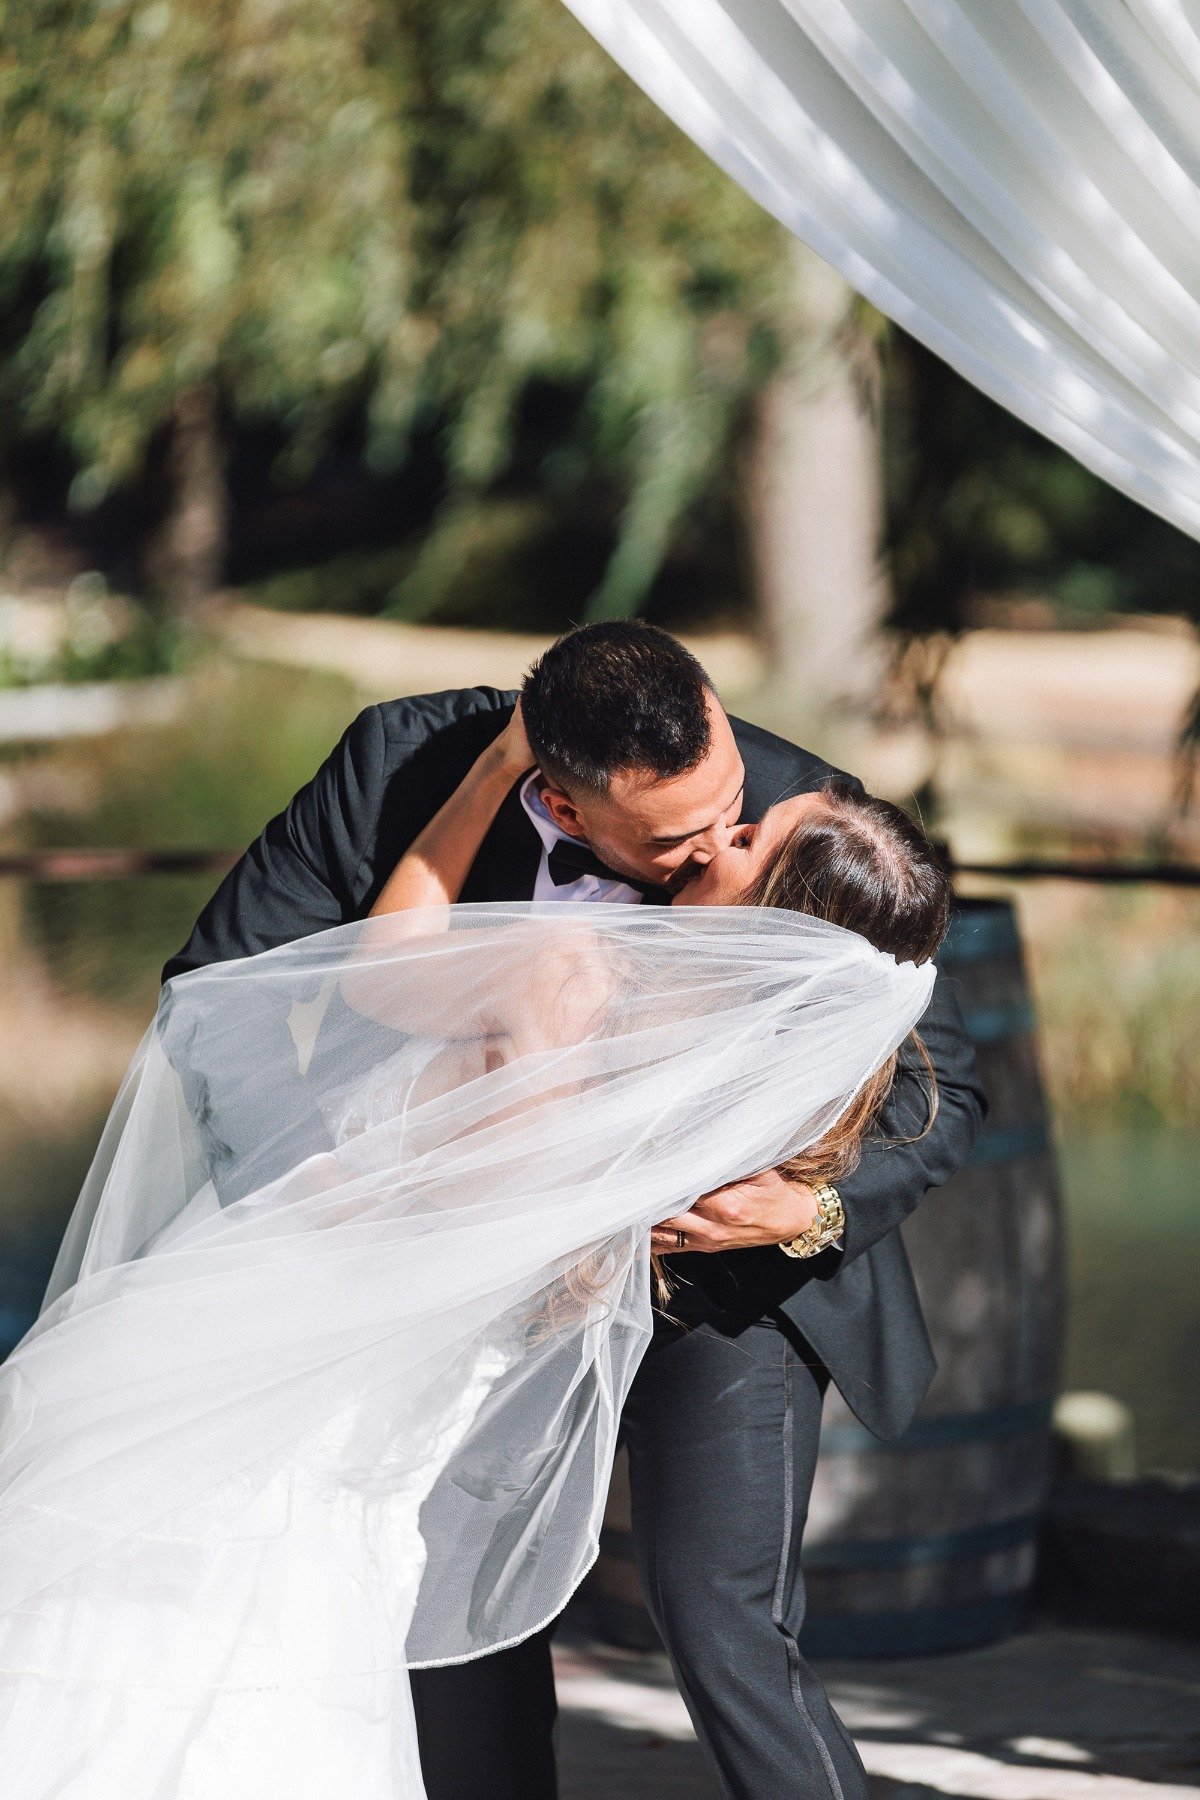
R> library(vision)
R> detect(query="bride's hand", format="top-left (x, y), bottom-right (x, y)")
top-left (493, 699), bottom-right (536, 779)
top-left (366, 698), bottom-right (535, 923)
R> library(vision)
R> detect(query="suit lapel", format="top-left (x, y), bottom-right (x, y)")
top-left (735, 732), bottom-right (783, 826)
top-left (732, 717), bottom-right (832, 824)
top-left (463, 779), bottom-right (544, 902)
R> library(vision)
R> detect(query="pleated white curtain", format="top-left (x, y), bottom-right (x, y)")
top-left (560, 0), bottom-right (1200, 539)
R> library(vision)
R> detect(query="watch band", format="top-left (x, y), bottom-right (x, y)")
top-left (778, 1182), bottom-right (845, 1259)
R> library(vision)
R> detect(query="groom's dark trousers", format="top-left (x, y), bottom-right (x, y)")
top-left (164, 686), bottom-right (985, 1800)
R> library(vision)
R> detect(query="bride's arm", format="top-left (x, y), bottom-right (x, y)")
top-left (367, 703), bottom-right (534, 916)
top-left (344, 699), bottom-right (613, 1066)
top-left (339, 705), bottom-right (533, 1030)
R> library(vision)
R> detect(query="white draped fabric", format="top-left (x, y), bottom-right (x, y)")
top-left (561, 0), bottom-right (1200, 539)
top-left (0, 905), bottom-right (932, 1798)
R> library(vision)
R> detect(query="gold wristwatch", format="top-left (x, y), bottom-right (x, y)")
top-left (778, 1182), bottom-right (845, 1258)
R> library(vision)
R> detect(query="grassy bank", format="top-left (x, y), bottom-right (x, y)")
top-left (1006, 882), bottom-right (1200, 1129)
top-left (8, 660), bottom-right (359, 1011)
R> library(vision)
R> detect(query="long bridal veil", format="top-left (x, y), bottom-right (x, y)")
top-left (0, 904), bottom-right (933, 1792)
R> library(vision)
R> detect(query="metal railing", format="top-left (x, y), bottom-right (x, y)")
top-left (1, 849), bottom-right (1200, 885)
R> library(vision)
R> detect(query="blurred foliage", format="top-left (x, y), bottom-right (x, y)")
top-left (241, 546), bottom-right (417, 616)
top-left (17, 660), bottom-right (359, 1007)
top-left (233, 477), bottom-right (746, 633)
top-left (1020, 884), bottom-right (1200, 1129)
top-left (2, 5), bottom-right (1197, 635)
top-left (883, 333), bottom-right (1200, 632)
top-left (0, 0), bottom-right (415, 496)
top-left (0, 583), bottom-right (184, 688)
top-left (0, 0), bottom-right (794, 620)
top-left (388, 0), bottom-right (796, 621)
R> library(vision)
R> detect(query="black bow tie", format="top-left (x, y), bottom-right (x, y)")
top-left (545, 836), bottom-right (670, 903)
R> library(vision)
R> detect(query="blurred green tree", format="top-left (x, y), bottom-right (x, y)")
top-left (386, 0), bottom-right (798, 625)
top-left (3, 2), bottom-right (1196, 679)
top-left (0, 0), bottom-right (416, 615)
top-left (0, 0), bottom-right (818, 627)
top-left (882, 332), bottom-right (1200, 633)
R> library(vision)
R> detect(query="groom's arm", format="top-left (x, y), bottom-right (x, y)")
top-left (162, 704), bottom-right (390, 983)
top-left (162, 687), bottom-right (516, 984)
top-left (834, 965), bottom-right (985, 1261)
top-left (652, 963), bottom-right (985, 1261)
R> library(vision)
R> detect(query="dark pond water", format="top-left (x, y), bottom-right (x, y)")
top-left (1057, 1129), bottom-right (1199, 1473)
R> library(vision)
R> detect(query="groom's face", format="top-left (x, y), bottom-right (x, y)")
top-left (538, 693), bottom-right (746, 889)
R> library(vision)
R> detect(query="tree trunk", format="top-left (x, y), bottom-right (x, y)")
top-left (146, 382), bottom-right (228, 620)
top-left (744, 251), bottom-right (892, 746)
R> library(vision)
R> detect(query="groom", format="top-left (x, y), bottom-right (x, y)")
top-left (165, 621), bottom-right (984, 1800)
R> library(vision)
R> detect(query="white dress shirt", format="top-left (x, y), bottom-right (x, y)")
top-left (519, 773), bottom-right (645, 906)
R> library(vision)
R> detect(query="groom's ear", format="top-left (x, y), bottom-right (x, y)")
top-left (539, 784), bottom-right (589, 841)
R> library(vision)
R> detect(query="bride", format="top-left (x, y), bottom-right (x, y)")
top-left (0, 703), bottom-right (948, 1799)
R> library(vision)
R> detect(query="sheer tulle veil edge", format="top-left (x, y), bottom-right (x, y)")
top-left (0, 903), bottom-right (934, 1677)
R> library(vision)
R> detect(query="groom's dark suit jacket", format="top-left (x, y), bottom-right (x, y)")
top-left (164, 687), bottom-right (985, 1439)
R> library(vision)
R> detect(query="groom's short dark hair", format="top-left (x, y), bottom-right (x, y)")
top-left (522, 621), bottom-right (714, 794)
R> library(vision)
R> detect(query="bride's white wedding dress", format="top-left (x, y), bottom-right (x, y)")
top-left (0, 905), bottom-right (932, 1798)
top-left (1, 1283), bottom-right (523, 1796)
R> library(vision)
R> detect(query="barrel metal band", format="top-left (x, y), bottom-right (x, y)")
top-left (940, 909), bottom-right (1022, 965)
top-left (967, 1121), bottom-right (1050, 1166)
top-left (800, 1592), bottom-right (1028, 1659)
top-left (817, 1396), bottom-right (1054, 1456)
top-left (801, 1510), bottom-right (1040, 1572)
top-left (961, 1002), bottom-right (1037, 1044)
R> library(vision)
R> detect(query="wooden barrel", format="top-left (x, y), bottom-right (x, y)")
top-left (581, 897), bottom-right (1066, 1658)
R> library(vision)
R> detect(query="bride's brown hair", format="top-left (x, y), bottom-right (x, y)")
top-left (747, 776), bottom-right (950, 1175)
top-left (650, 780), bottom-right (951, 1303)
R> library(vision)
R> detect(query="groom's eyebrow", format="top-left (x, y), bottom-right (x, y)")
top-left (648, 781), bottom-right (745, 846)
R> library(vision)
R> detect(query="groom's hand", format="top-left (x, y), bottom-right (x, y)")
top-left (651, 1168), bottom-right (820, 1254)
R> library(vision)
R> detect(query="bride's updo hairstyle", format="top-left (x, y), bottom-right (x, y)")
top-left (744, 778), bottom-right (951, 1204)
top-left (746, 776), bottom-right (951, 966)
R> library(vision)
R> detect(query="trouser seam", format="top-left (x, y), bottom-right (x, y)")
top-left (771, 1336), bottom-right (845, 1800)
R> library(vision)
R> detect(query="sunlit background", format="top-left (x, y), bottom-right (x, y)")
top-left (1, 0), bottom-right (1197, 1488)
